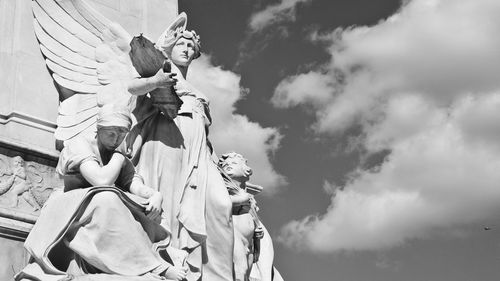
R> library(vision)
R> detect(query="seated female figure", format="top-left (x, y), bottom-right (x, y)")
top-left (16, 105), bottom-right (187, 281)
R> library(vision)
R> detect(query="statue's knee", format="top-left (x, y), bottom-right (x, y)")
top-left (91, 191), bottom-right (121, 206)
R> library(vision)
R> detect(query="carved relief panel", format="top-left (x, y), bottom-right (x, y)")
top-left (0, 155), bottom-right (61, 214)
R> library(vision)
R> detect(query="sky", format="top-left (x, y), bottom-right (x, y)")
top-left (179, 0), bottom-right (500, 280)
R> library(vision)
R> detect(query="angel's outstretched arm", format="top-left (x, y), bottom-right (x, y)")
top-left (128, 68), bottom-right (177, 96)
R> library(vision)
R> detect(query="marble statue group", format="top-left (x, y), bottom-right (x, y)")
top-left (14, 1), bottom-right (283, 281)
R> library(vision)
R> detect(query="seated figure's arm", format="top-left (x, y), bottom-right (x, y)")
top-left (128, 68), bottom-right (176, 96)
top-left (129, 177), bottom-right (156, 198)
top-left (79, 153), bottom-right (126, 186)
top-left (130, 176), bottom-right (163, 220)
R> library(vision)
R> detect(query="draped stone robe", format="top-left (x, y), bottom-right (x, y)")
top-left (127, 80), bottom-right (234, 281)
top-left (16, 136), bottom-right (171, 281)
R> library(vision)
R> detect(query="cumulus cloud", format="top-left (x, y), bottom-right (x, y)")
top-left (189, 55), bottom-right (286, 192)
top-left (272, 70), bottom-right (335, 108)
top-left (276, 0), bottom-right (500, 251)
top-left (249, 0), bottom-right (311, 32)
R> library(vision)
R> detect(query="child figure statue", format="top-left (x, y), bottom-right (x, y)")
top-left (218, 152), bottom-right (283, 281)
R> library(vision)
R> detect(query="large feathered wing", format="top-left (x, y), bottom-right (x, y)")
top-left (32, 0), bottom-right (138, 143)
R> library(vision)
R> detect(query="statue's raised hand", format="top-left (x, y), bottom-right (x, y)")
top-left (153, 68), bottom-right (177, 88)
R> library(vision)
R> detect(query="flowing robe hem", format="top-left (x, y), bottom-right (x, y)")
top-left (19, 186), bottom-right (169, 280)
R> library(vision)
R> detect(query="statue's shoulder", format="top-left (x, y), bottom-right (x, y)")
top-left (57, 135), bottom-right (98, 176)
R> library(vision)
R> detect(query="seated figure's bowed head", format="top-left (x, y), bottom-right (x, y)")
top-left (95, 104), bottom-right (132, 153)
top-left (96, 103), bottom-right (132, 130)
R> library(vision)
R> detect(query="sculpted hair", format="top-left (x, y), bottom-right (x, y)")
top-left (157, 12), bottom-right (201, 59)
top-left (218, 152), bottom-right (244, 170)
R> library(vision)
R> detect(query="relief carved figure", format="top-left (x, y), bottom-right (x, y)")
top-left (0, 156), bottom-right (55, 212)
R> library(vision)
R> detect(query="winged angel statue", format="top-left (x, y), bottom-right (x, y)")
top-left (32, 0), bottom-right (180, 145)
top-left (23, 2), bottom-right (278, 281)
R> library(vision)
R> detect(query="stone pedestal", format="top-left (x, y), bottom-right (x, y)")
top-left (0, 0), bottom-right (177, 279)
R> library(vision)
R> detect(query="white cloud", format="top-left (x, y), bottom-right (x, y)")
top-left (272, 71), bottom-right (335, 108)
top-left (275, 0), bottom-right (500, 251)
top-left (189, 56), bottom-right (286, 193)
top-left (280, 94), bottom-right (500, 251)
top-left (249, 0), bottom-right (311, 32)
